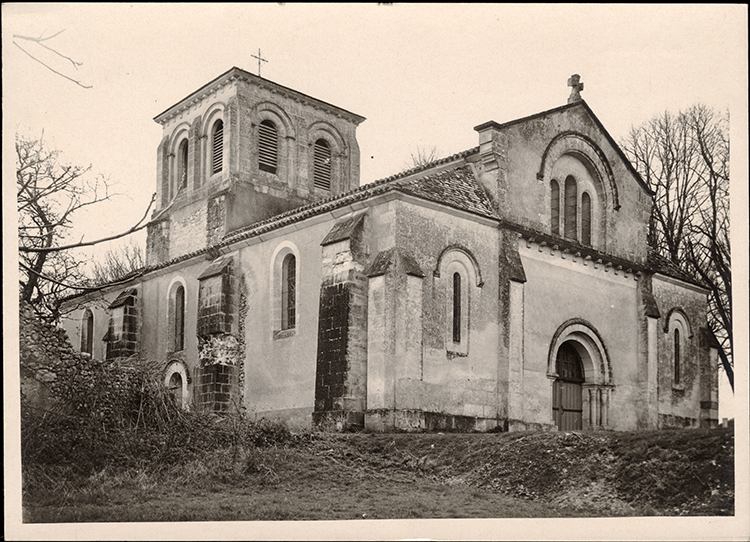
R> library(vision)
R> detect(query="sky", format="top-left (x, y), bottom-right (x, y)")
top-left (2, 4), bottom-right (749, 538)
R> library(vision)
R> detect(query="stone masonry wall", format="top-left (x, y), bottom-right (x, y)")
top-left (19, 301), bottom-right (88, 411)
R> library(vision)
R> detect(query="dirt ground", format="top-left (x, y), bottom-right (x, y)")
top-left (23, 427), bottom-right (734, 522)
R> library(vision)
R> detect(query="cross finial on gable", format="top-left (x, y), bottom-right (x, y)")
top-left (251, 48), bottom-right (268, 77)
top-left (567, 74), bottom-right (584, 103)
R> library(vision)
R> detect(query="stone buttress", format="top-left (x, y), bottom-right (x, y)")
top-left (313, 213), bottom-right (369, 430)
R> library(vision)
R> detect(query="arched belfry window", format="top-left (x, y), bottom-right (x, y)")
top-left (581, 192), bottom-right (592, 246)
top-left (211, 119), bottom-right (224, 175)
top-left (177, 139), bottom-right (189, 190)
top-left (314, 139), bottom-right (332, 190)
top-left (550, 179), bottom-right (560, 235)
top-left (259, 120), bottom-right (278, 174)
top-left (81, 308), bottom-right (94, 355)
top-left (452, 273), bottom-right (462, 344)
top-left (281, 254), bottom-right (296, 330)
top-left (564, 175), bottom-right (578, 240)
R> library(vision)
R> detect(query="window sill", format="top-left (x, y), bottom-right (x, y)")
top-left (447, 349), bottom-right (468, 360)
top-left (273, 328), bottom-right (296, 340)
top-left (672, 383), bottom-right (686, 393)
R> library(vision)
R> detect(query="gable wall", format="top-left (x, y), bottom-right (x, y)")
top-left (496, 106), bottom-right (652, 265)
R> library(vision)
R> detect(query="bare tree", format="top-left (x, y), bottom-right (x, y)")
top-left (17, 134), bottom-right (154, 323)
top-left (404, 145), bottom-right (440, 171)
top-left (90, 240), bottom-right (145, 285)
top-left (622, 105), bottom-right (732, 390)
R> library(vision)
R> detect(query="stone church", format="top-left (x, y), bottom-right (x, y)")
top-left (61, 67), bottom-right (719, 432)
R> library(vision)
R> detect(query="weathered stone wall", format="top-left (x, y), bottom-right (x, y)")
top-left (20, 302), bottom-right (88, 411)
top-left (364, 198), bottom-right (503, 431)
top-left (651, 275), bottom-right (717, 428)
top-left (206, 193), bottom-right (227, 247)
top-left (146, 219), bottom-right (170, 266)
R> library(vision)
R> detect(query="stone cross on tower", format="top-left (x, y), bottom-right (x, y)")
top-left (251, 48), bottom-right (268, 77)
top-left (567, 74), bottom-right (584, 103)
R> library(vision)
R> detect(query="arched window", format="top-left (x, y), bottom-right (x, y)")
top-left (169, 372), bottom-right (183, 406)
top-left (259, 119), bottom-right (278, 174)
top-left (550, 179), bottom-right (560, 235)
top-left (281, 254), bottom-right (296, 330)
top-left (313, 139), bottom-right (332, 190)
top-left (674, 328), bottom-right (681, 384)
top-left (164, 360), bottom-right (189, 410)
top-left (177, 139), bottom-right (189, 190)
top-left (581, 192), bottom-right (592, 246)
top-left (211, 119), bottom-right (224, 175)
top-left (564, 175), bottom-right (577, 240)
top-left (81, 308), bottom-right (94, 355)
top-left (452, 272), bottom-right (462, 344)
top-left (437, 248), bottom-right (477, 357)
top-left (174, 285), bottom-right (185, 351)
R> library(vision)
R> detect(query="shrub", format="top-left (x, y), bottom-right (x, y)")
top-left (21, 355), bottom-right (295, 476)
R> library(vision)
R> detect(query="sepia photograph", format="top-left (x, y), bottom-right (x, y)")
top-left (3, 4), bottom-right (748, 541)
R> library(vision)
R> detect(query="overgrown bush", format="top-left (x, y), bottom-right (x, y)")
top-left (21, 354), bottom-right (294, 477)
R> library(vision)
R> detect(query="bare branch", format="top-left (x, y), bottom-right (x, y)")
top-left (19, 193), bottom-right (156, 253)
top-left (13, 39), bottom-right (92, 89)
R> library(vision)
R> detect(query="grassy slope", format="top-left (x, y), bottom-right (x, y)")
top-left (24, 428), bottom-right (734, 522)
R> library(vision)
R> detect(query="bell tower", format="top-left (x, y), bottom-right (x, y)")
top-left (146, 67), bottom-right (366, 266)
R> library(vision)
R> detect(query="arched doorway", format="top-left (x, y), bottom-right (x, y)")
top-left (552, 342), bottom-right (584, 430)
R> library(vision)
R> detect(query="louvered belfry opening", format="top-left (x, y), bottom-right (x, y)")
top-left (313, 138), bottom-right (332, 190)
top-left (259, 120), bottom-right (278, 174)
top-left (211, 120), bottom-right (223, 175)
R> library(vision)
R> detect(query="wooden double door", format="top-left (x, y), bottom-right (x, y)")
top-left (552, 343), bottom-right (584, 431)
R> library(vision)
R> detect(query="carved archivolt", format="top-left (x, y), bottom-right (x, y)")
top-left (538, 131), bottom-right (620, 211)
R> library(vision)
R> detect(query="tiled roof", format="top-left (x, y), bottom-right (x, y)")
top-left (221, 148), bottom-right (489, 245)
top-left (646, 247), bottom-right (708, 289)
top-left (393, 165), bottom-right (498, 220)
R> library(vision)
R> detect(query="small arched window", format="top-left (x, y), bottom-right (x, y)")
top-left (174, 285), bottom-right (185, 351)
top-left (674, 328), bottom-right (681, 384)
top-left (550, 179), bottom-right (560, 235)
top-left (581, 192), bottom-right (592, 246)
top-left (564, 175), bottom-right (577, 240)
top-left (211, 119), bottom-right (224, 175)
top-left (281, 254), bottom-right (296, 330)
top-left (259, 120), bottom-right (278, 174)
top-left (452, 272), bottom-right (462, 344)
top-left (81, 308), bottom-right (94, 355)
top-left (169, 372), bottom-right (183, 406)
top-left (313, 139), bottom-right (332, 190)
top-left (177, 139), bottom-right (189, 190)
